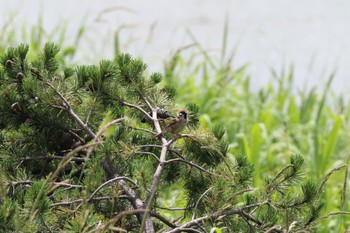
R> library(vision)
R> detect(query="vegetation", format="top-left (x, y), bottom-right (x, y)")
top-left (163, 30), bottom-right (350, 231)
top-left (0, 13), bottom-right (350, 233)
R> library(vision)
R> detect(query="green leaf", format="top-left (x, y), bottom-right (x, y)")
top-left (210, 227), bottom-right (222, 233)
top-left (250, 123), bottom-right (266, 183)
top-left (288, 96), bottom-right (299, 124)
top-left (321, 115), bottom-right (342, 173)
top-left (98, 110), bottom-right (116, 138)
top-left (236, 133), bottom-right (250, 158)
top-left (250, 123), bottom-right (265, 162)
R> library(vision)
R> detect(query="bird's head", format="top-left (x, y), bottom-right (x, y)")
top-left (178, 110), bottom-right (188, 120)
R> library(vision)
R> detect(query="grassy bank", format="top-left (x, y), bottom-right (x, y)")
top-left (162, 24), bottom-right (350, 231)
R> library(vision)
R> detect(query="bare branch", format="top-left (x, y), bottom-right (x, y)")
top-left (170, 228), bottom-right (202, 233)
top-left (51, 195), bottom-right (129, 207)
top-left (55, 89), bottom-right (96, 139)
top-left (165, 158), bottom-right (216, 176)
top-left (308, 211), bottom-right (350, 226)
top-left (136, 144), bottom-right (163, 149)
top-left (240, 210), bottom-right (262, 228)
top-left (85, 97), bottom-right (96, 125)
top-left (150, 212), bottom-right (177, 228)
top-left (76, 117), bottom-right (124, 182)
top-left (166, 203), bottom-right (262, 233)
top-left (9, 180), bottom-right (84, 189)
top-left (167, 134), bottom-right (196, 147)
top-left (134, 152), bottom-right (160, 162)
top-left (120, 100), bottom-right (153, 122)
top-left (95, 118), bottom-right (124, 140)
top-left (137, 145), bottom-right (185, 159)
top-left (140, 108), bottom-right (169, 232)
top-left (87, 176), bottom-right (138, 203)
top-left (264, 225), bottom-right (283, 233)
top-left (317, 164), bottom-right (348, 196)
top-left (74, 176), bottom-right (138, 212)
top-left (225, 188), bottom-right (255, 205)
top-left (341, 164), bottom-right (348, 208)
top-left (49, 142), bottom-right (102, 183)
top-left (140, 94), bottom-right (153, 111)
top-left (156, 206), bottom-right (189, 211)
top-left (68, 129), bottom-right (85, 143)
top-left (126, 125), bottom-right (156, 135)
top-left (19, 155), bottom-right (85, 162)
top-left (192, 187), bottom-right (213, 220)
top-left (100, 209), bottom-right (150, 233)
top-left (52, 198), bottom-right (83, 207)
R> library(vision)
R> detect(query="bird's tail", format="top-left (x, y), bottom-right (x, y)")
top-left (154, 132), bottom-right (164, 140)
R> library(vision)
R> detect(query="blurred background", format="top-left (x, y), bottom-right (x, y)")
top-left (1, 0), bottom-right (350, 93)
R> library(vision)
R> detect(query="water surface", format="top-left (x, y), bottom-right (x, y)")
top-left (2, 0), bottom-right (350, 92)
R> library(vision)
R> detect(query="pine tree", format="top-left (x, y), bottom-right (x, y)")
top-left (0, 43), bottom-right (348, 232)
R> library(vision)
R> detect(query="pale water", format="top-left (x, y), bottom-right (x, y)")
top-left (1, 0), bottom-right (350, 93)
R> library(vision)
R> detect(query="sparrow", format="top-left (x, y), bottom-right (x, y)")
top-left (156, 110), bottom-right (188, 138)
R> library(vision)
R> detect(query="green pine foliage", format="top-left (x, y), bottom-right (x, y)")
top-left (0, 43), bottom-right (349, 232)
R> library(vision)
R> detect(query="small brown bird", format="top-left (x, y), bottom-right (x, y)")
top-left (156, 110), bottom-right (188, 138)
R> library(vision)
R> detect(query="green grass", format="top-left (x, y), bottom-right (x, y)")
top-left (163, 23), bottom-right (350, 231)
top-left (0, 13), bottom-right (86, 64)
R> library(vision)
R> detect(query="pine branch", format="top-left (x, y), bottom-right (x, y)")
top-left (271, 164), bottom-right (294, 185)
top-left (49, 142), bottom-right (102, 183)
top-left (100, 157), bottom-right (154, 233)
top-left (31, 68), bottom-right (96, 139)
top-left (71, 117), bottom-right (150, 230)
top-left (77, 117), bottom-right (124, 183)
top-left (266, 164), bottom-right (294, 195)
top-left (3, 45), bottom-right (321, 232)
